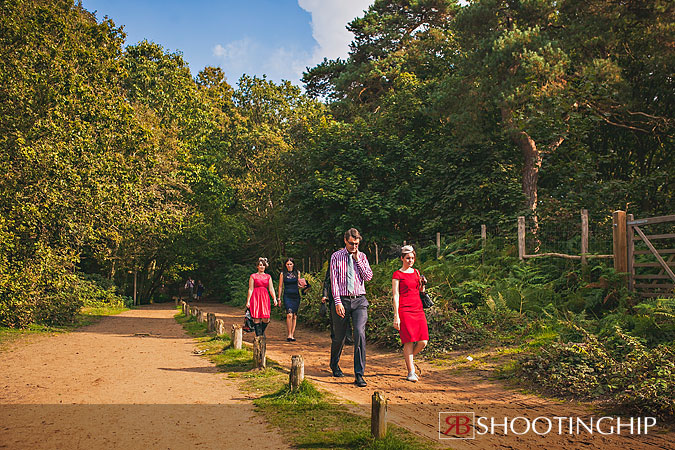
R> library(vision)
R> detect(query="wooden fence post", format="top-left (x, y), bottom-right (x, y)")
top-left (215, 319), bottom-right (225, 336)
top-left (436, 232), bottom-right (441, 259)
top-left (371, 391), bottom-right (387, 439)
top-left (518, 216), bottom-right (526, 260)
top-left (253, 336), bottom-right (266, 369)
top-left (481, 225), bottom-right (487, 265)
top-left (581, 209), bottom-right (589, 267)
top-left (613, 210), bottom-right (627, 273)
top-left (207, 313), bottom-right (216, 332)
top-left (627, 213), bottom-right (634, 292)
top-left (231, 324), bottom-right (243, 350)
top-left (374, 242), bottom-right (379, 265)
top-left (289, 355), bottom-right (304, 391)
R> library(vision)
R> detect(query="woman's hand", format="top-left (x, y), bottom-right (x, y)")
top-left (273, 298), bottom-right (278, 307)
top-left (393, 315), bottom-right (400, 330)
top-left (246, 301), bottom-right (251, 309)
top-left (320, 296), bottom-right (327, 303)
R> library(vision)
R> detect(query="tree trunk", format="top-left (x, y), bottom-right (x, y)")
top-left (501, 108), bottom-right (541, 236)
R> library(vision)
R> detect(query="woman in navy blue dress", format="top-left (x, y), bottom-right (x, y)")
top-left (278, 258), bottom-right (304, 341)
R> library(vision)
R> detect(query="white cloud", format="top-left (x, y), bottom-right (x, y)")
top-left (212, 1), bottom-right (374, 85)
top-left (213, 38), bottom-right (312, 84)
top-left (212, 38), bottom-right (257, 75)
top-left (298, 0), bottom-right (374, 63)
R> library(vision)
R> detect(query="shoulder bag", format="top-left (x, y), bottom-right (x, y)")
top-left (415, 269), bottom-right (433, 309)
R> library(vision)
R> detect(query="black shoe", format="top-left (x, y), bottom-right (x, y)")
top-left (354, 374), bottom-right (367, 387)
top-left (331, 367), bottom-right (345, 377)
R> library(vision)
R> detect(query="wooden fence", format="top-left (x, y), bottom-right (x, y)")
top-left (515, 210), bottom-right (613, 263)
top-left (625, 213), bottom-right (675, 298)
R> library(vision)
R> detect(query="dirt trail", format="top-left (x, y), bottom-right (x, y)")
top-left (0, 304), bottom-right (289, 450)
top-left (205, 301), bottom-right (674, 450)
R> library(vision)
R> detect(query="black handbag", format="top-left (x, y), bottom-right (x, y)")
top-left (243, 308), bottom-right (255, 332)
top-left (420, 291), bottom-right (433, 309)
top-left (415, 269), bottom-right (433, 309)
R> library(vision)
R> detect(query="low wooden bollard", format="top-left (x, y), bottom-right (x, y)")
top-left (289, 355), bottom-right (304, 391)
top-left (190, 306), bottom-right (197, 318)
top-left (253, 336), bottom-right (266, 369)
top-left (231, 324), bottom-right (243, 349)
top-left (215, 319), bottom-right (225, 336)
top-left (197, 309), bottom-right (205, 323)
top-left (207, 313), bottom-right (216, 332)
top-left (371, 391), bottom-right (387, 439)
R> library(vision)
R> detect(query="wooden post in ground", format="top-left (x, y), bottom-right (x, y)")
top-left (481, 224), bottom-right (487, 265)
top-left (581, 209), bottom-right (589, 267)
top-left (197, 309), bottom-right (205, 323)
top-left (374, 242), bottom-right (379, 264)
top-left (613, 210), bottom-right (627, 274)
top-left (207, 313), bottom-right (216, 332)
top-left (215, 319), bottom-right (225, 336)
top-left (436, 232), bottom-right (441, 259)
top-left (371, 391), bottom-right (387, 439)
top-left (190, 306), bottom-right (197, 318)
top-left (253, 336), bottom-right (266, 369)
top-left (518, 216), bottom-right (526, 260)
top-left (627, 213), bottom-right (635, 292)
top-left (289, 355), bottom-right (304, 391)
top-left (231, 324), bottom-right (243, 349)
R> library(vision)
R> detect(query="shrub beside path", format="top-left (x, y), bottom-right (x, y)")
top-left (0, 304), bottom-right (289, 449)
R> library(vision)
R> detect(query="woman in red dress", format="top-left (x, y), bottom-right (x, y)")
top-left (392, 245), bottom-right (429, 382)
top-left (246, 257), bottom-right (278, 336)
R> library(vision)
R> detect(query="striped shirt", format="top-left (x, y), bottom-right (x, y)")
top-left (330, 248), bottom-right (373, 305)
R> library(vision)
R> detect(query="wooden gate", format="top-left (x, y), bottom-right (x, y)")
top-left (627, 214), bottom-right (675, 298)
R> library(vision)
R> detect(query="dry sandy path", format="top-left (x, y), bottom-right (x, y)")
top-left (0, 304), bottom-right (289, 450)
top-left (205, 301), bottom-right (674, 450)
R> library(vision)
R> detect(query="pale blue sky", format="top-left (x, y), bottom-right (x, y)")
top-left (80, 0), bottom-right (374, 85)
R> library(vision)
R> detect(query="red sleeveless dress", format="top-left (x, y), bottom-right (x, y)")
top-left (393, 269), bottom-right (429, 343)
top-left (249, 273), bottom-right (271, 319)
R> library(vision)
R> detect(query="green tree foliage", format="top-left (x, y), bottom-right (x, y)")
top-left (0, 0), bottom-right (164, 325)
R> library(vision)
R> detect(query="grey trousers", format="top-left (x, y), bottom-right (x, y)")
top-left (330, 296), bottom-right (368, 376)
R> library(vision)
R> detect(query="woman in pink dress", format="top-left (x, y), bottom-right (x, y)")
top-left (246, 257), bottom-right (278, 336)
top-left (392, 245), bottom-right (429, 382)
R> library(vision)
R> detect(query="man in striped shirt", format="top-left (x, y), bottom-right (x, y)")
top-left (329, 228), bottom-right (373, 387)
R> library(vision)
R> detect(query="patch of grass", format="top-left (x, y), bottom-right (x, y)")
top-left (0, 305), bottom-right (129, 349)
top-left (74, 306), bottom-right (130, 327)
top-left (255, 380), bottom-right (435, 450)
top-left (174, 310), bottom-right (437, 449)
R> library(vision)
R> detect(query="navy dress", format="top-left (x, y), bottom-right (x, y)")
top-left (283, 272), bottom-right (301, 314)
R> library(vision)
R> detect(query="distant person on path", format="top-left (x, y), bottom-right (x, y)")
top-left (321, 267), bottom-right (353, 345)
top-left (184, 278), bottom-right (194, 302)
top-left (246, 257), bottom-right (278, 337)
top-left (278, 258), bottom-right (308, 342)
top-left (196, 280), bottom-right (205, 301)
top-left (329, 228), bottom-right (373, 387)
top-left (392, 245), bottom-right (429, 382)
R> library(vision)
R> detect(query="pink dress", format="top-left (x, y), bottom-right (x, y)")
top-left (249, 273), bottom-right (271, 319)
top-left (393, 270), bottom-right (429, 343)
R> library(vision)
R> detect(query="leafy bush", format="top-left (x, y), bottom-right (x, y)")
top-left (519, 326), bottom-right (675, 420)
